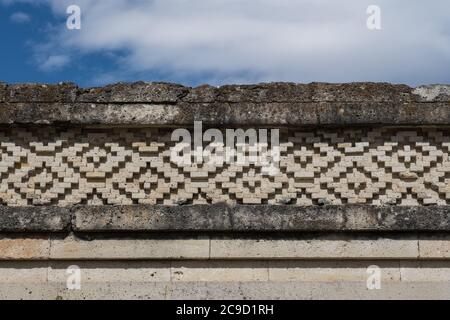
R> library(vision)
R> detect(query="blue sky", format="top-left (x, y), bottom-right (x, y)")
top-left (1, 0), bottom-right (449, 87)
top-left (0, 1), bottom-right (122, 85)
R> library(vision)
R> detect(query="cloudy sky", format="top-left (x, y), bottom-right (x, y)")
top-left (1, 0), bottom-right (449, 87)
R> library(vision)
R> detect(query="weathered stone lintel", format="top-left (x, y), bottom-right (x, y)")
top-left (0, 206), bottom-right (71, 232)
top-left (1, 82), bottom-right (449, 103)
top-left (1, 204), bottom-right (450, 233)
top-left (72, 204), bottom-right (450, 232)
top-left (0, 82), bottom-right (449, 126)
top-left (1, 101), bottom-right (450, 126)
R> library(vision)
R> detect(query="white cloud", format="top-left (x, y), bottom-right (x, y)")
top-left (3, 0), bottom-right (450, 85)
top-left (38, 55), bottom-right (70, 71)
top-left (10, 11), bottom-right (31, 23)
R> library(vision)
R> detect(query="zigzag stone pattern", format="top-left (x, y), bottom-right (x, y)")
top-left (1, 126), bottom-right (450, 207)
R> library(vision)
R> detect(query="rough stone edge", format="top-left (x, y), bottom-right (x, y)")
top-left (2, 82), bottom-right (449, 103)
top-left (1, 204), bottom-right (450, 233)
top-left (1, 82), bottom-right (449, 126)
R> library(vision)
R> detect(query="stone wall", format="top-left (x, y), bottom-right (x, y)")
top-left (1, 81), bottom-right (450, 300)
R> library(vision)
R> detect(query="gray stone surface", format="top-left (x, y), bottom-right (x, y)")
top-left (413, 85), bottom-right (450, 102)
top-left (3, 260), bottom-right (450, 299)
top-left (4, 82), bottom-right (449, 103)
top-left (72, 203), bottom-right (234, 232)
top-left (2, 101), bottom-right (450, 126)
top-left (2, 280), bottom-right (450, 300)
top-left (0, 234), bottom-right (431, 260)
top-left (49, 234), bottom-right (210, 260)
top-left (71, 204), bottom-right (450, 232)
top-left (210, 234), bottom-right (419, 259)
top-left (0, 207), bottom-right (71, 232)
top-left (77, 81), bottom-right (189, 103)
top-left (0, 82), bottom-right (449, 125)
top-left (7, 83), bottom-right (77, 103)
top-left (1, 204), bottom-right (450, 232)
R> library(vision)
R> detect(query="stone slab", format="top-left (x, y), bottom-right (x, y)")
top-left (2, 281), bottom-right (450, 300)
top-left (49, 235), bottom-right (210, 260)
top-left (171, 261), bottom-right (269, 282)
top-left (3, 82), bottom-right (450, 104)
top-left (0, 205), bottom-right (448, 233)
top-left (48, 261), bottom-right (171, 283)
top-left (210, 235), bottom-right (419, 259)
top-left (2, 101), bottom-right (450, 126)
top-left (268, 260), bottom-right (401, 282)
top-left (0, 236), bottom-right (50, 260)
top-left (0, 206), bottom-right (71, 232)
top-left (0, 82), bottom-right (449, 126)
top-left (418, 235), bottom-right (450, 259)
top-left (72, 205), bottom-right (450, 232)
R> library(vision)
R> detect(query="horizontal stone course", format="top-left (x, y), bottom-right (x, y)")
top-left (2, 101), bottom-right (450, 126)
top-left (0, 82), bottom-right (449, 126)
top-left (4, 257), bottom-right (450, 299)
top-left (0, 260), bottom-right (438, 284)
top-left (4, 281), bottom-right (450, 300)
top-left (72, 205), bottom-right (450, 232)
top-left (269, 260), bottom-right (401, 282)
top-left (1, 205), bottom-right (450, 233)
top-left (2, 82), bottom-right (449, 103)
top-left (0, 234), bottom-right (420, 260)
top-left (210, 235), bottom-right (420, 260)
top-left (1, 234), bottom-right (450, 261)
top-left (49, 235), bottom-right (210, 260)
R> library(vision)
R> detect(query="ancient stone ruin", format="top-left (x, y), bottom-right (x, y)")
top-left (1, 81), bottom-right (450, 299)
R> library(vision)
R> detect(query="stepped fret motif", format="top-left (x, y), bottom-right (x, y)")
top-left (1, 127), bottom-right (449, 206)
